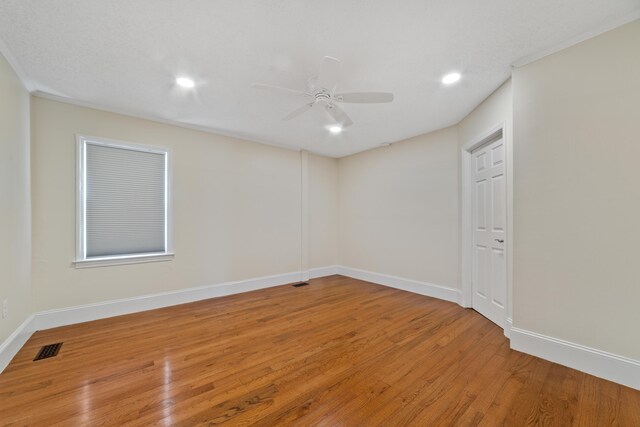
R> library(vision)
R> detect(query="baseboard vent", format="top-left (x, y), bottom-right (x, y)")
top-left (34, 343), bottom-right (63, 361)
top-left (293, 282), bottom-right (309, 287)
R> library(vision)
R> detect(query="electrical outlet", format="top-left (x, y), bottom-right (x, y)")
top-left (2, 300), bottom-right (7, 319)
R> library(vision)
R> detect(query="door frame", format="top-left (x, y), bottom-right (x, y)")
top-left (460, 121), bottom-right (513, 337)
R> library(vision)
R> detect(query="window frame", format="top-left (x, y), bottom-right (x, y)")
top-left (75, 135), bottom-right (174, 268)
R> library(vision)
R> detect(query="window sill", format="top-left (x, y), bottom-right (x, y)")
top-left (74, 253), bottom-right (175, 269)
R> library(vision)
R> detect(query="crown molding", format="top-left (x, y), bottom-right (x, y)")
top-left (512, 12), bottom-right (640, 68)
top-left (32, 90), bottom-right (306, 154)
top-left (0, 36), bottom-right (35, 92)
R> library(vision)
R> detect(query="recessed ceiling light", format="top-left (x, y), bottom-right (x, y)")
top-left (176, 77), bottom-right (195, 88)
top-left (442, 72), bottom-right (461, 85)
top-left (329, 125), bottom-right (342, 134)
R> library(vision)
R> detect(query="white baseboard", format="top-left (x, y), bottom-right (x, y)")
top-left (5, 267), bottom-right (636, 391)
top-left (511, 327), bottom-right (640, 390)
top-left (0, 267), bottom-right (339, 374)
top-left (337, 266), bottom-right (462, 304)
top-left (35, 266), bottom-right (336, 329)
top-left (309, 265), bottom-right (339, 279)
top-left (335, 268), bottom-right (640, 390)
top-left (0, 314), bottom-right (37, 373)
top-left (504, 317), bottom-right (513, 339)
top-left (33, 271), bottom-right (303, 331)
top-left (1, 265), bottom-right (455, 374)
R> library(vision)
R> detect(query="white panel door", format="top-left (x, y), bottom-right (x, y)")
top-left (472, 137), bottom-right (507, 327)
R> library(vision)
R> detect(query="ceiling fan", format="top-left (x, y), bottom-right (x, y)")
top-left (252, 56), bottom-right (394, 128)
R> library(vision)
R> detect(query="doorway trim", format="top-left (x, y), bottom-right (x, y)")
top-left (461, 121), bottom-right (513, 337)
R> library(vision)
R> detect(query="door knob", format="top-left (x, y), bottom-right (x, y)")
top-left (495, 239), bottom-right (504, 243)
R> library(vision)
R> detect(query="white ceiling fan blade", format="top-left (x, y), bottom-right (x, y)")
top-left (334, 92), bottom-right (394, 103)
top-left (318, 56), bottom-right (341, 92)
top-left (282, 102), bottom-right (315, 120)
top-left (252, 83), bottom-right (311, 97)
top-left (325, 104), bottom-right (353, 127)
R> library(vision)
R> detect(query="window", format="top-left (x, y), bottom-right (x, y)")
top-left (76, 135), bottom-right (173, 268)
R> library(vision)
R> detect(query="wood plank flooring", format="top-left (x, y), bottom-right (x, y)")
top-left (1, 275), bottom-right (638, 426)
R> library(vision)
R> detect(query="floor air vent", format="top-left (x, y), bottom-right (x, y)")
top-left (34, 343), bottom-right (63, 361)
top-left (293, 282), bottom-right (309, 287)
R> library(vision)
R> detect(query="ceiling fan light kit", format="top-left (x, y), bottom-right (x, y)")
top-left (252, 56), bottom-right (394, 129)
top-left (442, 72), bottom-right (461, 85)
top-left (175, 77), bottom-right (195, 88)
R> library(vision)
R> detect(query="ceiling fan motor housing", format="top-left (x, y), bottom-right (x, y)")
top-left (252, 56), bottom-right (393, 127)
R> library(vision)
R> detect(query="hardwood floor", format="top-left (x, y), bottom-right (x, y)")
top-left (1, 275), bottom-right (638, 426)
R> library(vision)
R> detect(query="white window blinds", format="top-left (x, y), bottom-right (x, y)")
top-left (82, 140), bottom-right (167, 259)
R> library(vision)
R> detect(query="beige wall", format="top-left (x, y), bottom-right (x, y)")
top-left (309, 153), bottom-right (338, 268)
top-left (458, 79), bottom-right (513, 148)
top-left (8, 19), bottom-right (640, 370)
top-left (0, 53), bottom-right (31, 344)
top-left (338, 127), bottom-right (460, 289)
top-left (335, 81), bottom-right (513, 299)
top-left (31, 97), bottom-right (312, 311)
top-left (512, 20), bottom-right (640, 359)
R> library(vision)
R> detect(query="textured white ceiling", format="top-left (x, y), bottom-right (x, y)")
top-left (0, 1), bottom-right (638, 157)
